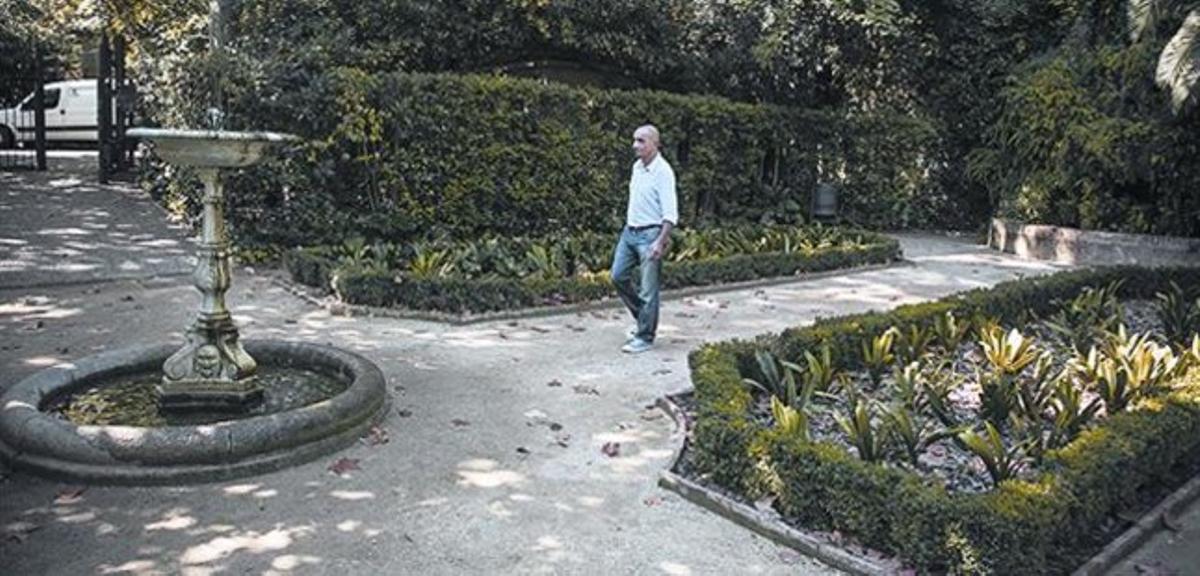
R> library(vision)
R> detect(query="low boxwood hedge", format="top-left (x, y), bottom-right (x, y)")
top-left (686, 266), bottom-right (1200, 574)
top-left (284, 228), bottom-right (901, 315)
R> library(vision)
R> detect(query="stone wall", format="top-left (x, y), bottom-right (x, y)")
top-left (989, 219), bottom-right (1200, 267)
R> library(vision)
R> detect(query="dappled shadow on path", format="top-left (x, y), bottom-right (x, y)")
top-left (0, 162), bottom-right (194, 289)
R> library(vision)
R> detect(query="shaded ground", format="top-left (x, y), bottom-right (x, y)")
top-left (0, 154), bottom-right (193, 289)
top-left (1, 160), bottom-right (1103, 575)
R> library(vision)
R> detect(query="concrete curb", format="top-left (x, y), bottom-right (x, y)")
top-left (0, 340), bottom-right (391, 485)
top-left (654, 394), bottom-right (900, 576)
top-left (274, 259), bottom-right (911, 326)
top-left (1072, 473), bottom-right (1200, 576)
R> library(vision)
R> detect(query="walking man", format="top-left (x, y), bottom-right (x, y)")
top-left (612, 124), bottom-right (678, 354)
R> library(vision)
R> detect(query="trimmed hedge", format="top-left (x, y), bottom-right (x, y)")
top-left (285, 230), bottom-right (901, 315)
top-left (687, 266), bottom-right (1200, 574)
top-left (206, 71), bottom-right (949, 249)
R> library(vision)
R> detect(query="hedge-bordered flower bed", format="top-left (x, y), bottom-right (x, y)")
top-left (685, 266), bottom-right (1200, 574)
top-left (284, 226), bottom-right (901, 315)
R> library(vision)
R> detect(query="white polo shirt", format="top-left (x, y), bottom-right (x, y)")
top-left (626, 153), bottom-right (679, 227)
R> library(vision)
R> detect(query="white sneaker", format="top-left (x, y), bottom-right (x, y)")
top-left (621, 338), bottom-right (653, 354)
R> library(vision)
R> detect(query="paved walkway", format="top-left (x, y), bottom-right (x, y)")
top-left (6, 160), bottom-right (1167, 575)
top-left (0, 154), bottom-right (193, 289)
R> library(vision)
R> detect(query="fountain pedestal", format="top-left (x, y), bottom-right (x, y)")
top-left (129, 128), bottom-right (294, 412)
top-left (160, 166), bottom-right (260, 411)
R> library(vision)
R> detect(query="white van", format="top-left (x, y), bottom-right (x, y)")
top-left (0, 79), bottom-right (104, 147)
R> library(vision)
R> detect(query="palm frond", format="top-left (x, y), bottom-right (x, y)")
top-left (1129, 0), bottom-right (1169, 42)
top-left (1156, 10), bottom-right (1200, 115)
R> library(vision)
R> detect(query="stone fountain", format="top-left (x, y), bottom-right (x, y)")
top-left (0, 1), bottom-right (389, 484)
top-left (132, 0), bottom-right (296, 413)
top-left (128, 127), bottom-right (294, 412)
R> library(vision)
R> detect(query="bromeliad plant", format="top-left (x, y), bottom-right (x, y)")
top-left (1047, 376), bottom-right (1103, 451)
top-left (408, 245), bottom-right (455, 278)
top-left (894, 324), bottom-right (936, 365)
top-left (1069, 327), bottom-right (1190, 414)
top-left (771, 396), bottom-right (810, 440)
top-left (1015, 352), bottom-right (1060, 422)
top-left (892, 361), bottom-right (928, 414)
top-left (801, 345), bottom-right (840, 393)
top-left (978, 326), bottom-right (1042, 426)
top-left (836, 397), bottom-right (887, 463)
top-left (881, 403), bottom-right (961, 467)
top-left (743, 350), bottom-right (804, 407)
top-left (1044, 281), bottom-right (1125, 353)
top-left (958, 421), bottom-right (1032, 488)
top-left (861, 328), bottom-right (898, 387)
top-left (1155, 281), bottom-right (1200, 350)
top-left (933, 310), bottom-right (972, 353)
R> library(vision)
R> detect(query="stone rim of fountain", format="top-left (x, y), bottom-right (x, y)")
top-left (0, 340), bottom-right (390, 485)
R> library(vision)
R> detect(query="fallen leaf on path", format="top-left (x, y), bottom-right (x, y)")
top-left (546, 379), bottom-right (563, 388)
top-left (396, 409), bottom-right (412, 418)
top-left (643, 496), bottom-right (663, 507)
top-left (572, 385), bottom-right (600, 396)
top-left (652, 369), bottom-right (672, 376)
top-left (640, 409), bottom-right (663, 421)
top-left (363, 426), bottom-right (389, 446)
top-left (516, 447), bottom-right (531, 455)
top-left (497, 332), bottom-right (509, 340)
top-left (328, 458), bottom-right (361, 476)
top-left (1134, 561), bottom-right (1170, 576)
top-left (451, 418), bottom-right (470, 427)
top-left (674, 312), bottom-right (698, 318)
top-left (554, 434), bottom-right (571, 447)
top-left (54, 487), bottom-right (87, 505)
top-left (4, 521), bottom-right (40, 544)
top-left (566, 324), bottom-right (586, 332)
top-left (529, 326), bottom-right (551, 334)
top-left (601, 442), bottom-right (620, 457)
top-left (548, 422), bottom-right (563, 431)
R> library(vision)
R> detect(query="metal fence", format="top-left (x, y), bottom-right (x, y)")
top-left (0, 58), bottom-right (47, 171)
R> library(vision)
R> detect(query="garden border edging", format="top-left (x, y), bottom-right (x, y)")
top-left (273, 260), bottom-right (911, 325)
top-left (1071, 473), bottom-right (1200, 576)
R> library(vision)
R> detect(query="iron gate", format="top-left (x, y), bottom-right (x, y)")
top-left (0, 47), bottom-right (47, 171)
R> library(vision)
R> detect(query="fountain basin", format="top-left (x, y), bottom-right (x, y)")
top-left (128, 128), bottom-right (296, 168)
top-left (0, 340), bottom-right (390, 485)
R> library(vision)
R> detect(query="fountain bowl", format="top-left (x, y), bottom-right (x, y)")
top-left (0, 340), bottom-right (390, 485)
top-left (128, 128), bottom-right (297, 168)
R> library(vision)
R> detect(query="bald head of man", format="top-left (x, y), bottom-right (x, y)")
top-left (632, 124), bottom-right (661, 165)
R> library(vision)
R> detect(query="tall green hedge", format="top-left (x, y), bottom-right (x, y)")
top-left (192, 71), bottom-right (947, 248)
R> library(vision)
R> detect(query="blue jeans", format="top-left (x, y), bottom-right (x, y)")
top-left (611, 226), bottom-right (662, 342)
